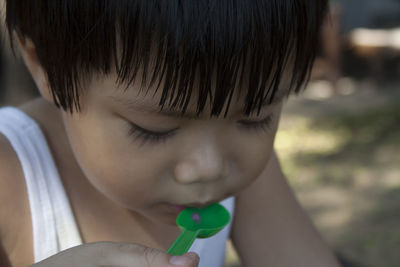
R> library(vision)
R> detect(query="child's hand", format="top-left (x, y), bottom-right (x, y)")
top-left (29, 242), bottom-right (199, 267)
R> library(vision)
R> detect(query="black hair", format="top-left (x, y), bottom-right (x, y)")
top-left (5, 0), bottom-right (328, 116)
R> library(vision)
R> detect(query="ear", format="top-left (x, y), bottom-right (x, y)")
top-left (14, 33), bottom-right (54, 103)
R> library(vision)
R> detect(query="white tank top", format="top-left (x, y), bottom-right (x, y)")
top-left (0, 106), bottom-right (235, 267)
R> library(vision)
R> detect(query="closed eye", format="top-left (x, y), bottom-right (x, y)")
top-left (126, 113), bottom-right (274, 146)
top-left (127, 122), bottom-right (179, 145)
top-left (237, 114), bottom-right (273, 132)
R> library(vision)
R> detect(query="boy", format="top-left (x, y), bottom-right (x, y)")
top-left (1, 1), bottom-right (341, 266)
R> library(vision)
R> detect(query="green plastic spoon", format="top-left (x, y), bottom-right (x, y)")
top-left (167, 203), bottom-right (231, 256)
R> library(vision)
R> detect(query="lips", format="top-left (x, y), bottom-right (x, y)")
top-left (184, 203), bottom-right (214, 209)
top-left (169, 200), bottom-right (217, 209)
top-left (168, 204), bottom-right (186, 212)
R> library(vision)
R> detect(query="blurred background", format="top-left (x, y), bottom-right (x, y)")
top-left (1, 1), bottom-right (400, 267)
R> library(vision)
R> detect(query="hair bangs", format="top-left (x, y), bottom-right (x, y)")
top-left (6, 0), bottom-right (328, 115)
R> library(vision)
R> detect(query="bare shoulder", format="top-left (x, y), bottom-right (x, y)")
top-left (0, 133), bottom-right (28, 238)
top-left (0, 132), bottom-right (34, 266)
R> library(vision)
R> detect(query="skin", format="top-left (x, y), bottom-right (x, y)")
top-left (0, 36), bottom-right (341, 267)
top-left (60, 72), bottom-right (280, 223)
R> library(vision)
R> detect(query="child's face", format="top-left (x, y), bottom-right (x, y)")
top-left (61, 70), bottom-right (282, 225)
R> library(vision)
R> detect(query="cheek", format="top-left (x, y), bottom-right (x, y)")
top-left (64, 117), bottom-right (169, 209)
top-left (244, 141), bottom-right (273, 180)
top-left (230, 131), bottom-right (276, 193)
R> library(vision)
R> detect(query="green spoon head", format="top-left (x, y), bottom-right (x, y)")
top-left (176, 203), bottom-right (231, 238)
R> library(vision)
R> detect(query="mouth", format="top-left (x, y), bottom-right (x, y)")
top-left (167, 204), bottom-right (187, 212)
top-left (166, 200), bottom-right (218, 211)
top-left (184, 202), bottom-right (216, 209)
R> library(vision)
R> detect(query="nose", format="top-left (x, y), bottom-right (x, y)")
top-left (174, 143), bottom-right (227, 184)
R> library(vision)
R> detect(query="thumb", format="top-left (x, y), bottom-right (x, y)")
top-left (167, 253), bottom-right (200, 267)
top-left (141, 247), bottom-right (199, 267)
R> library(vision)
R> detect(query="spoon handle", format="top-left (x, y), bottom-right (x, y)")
top-left (167, 229), bottom-right (200, 256)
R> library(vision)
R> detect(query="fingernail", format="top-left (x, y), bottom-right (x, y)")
top-left (169, 254), bottom-right (198, 266)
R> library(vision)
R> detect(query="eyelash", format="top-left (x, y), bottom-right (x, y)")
top-left (237, 115), bottom-right (273, 132)
top-left (127, 123), bottom-right (177, 146)
top-left (127, 115), bottom-right (274, 145)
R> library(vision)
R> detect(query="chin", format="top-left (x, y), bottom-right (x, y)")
top-left (144, 213), bottom-right (179, 228)
top-left (141, 208), bottom-right (180, 227)
top-left (126, 203), bottom-right (182, 227)
top-left (163, 216), bottom-right (179, 226)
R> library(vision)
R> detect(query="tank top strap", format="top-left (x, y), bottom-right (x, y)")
top-left (0, 107), bottom-right (82, 263)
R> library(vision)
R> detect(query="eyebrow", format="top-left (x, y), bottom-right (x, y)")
top-left (110, 95), bottom-right (278, 119)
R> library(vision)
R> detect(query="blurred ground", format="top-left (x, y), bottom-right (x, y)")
top-left (278, 80), bottom-right (400, 267)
